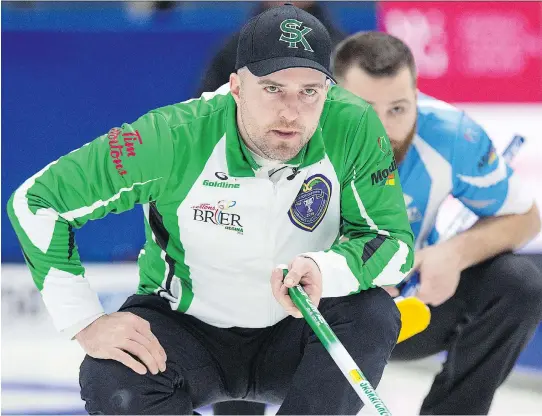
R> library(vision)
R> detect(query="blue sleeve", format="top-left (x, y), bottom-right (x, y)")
top-left (451, 114), bottom-right (514, 217)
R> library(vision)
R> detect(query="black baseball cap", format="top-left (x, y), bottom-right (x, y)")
top-left (235, 3), bottom-right (335, 82)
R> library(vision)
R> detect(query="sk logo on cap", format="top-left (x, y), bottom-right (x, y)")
top-left (279, 19), bottom-right (313, 52)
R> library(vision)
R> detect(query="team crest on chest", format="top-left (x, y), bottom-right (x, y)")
top-left (288, 174), bottom-right (332, 232)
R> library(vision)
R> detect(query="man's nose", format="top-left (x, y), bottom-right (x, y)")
top-left (279, 94), bottom-right (300, 122)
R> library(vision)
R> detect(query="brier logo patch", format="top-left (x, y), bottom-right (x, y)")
top-left (288, 174), bottom-right (332, 232)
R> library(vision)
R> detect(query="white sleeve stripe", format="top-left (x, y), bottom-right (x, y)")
top-left (41, 267), bottom-right (104, 333)
top-left (373, 240), bottom-right (411, 286)
top-left (12, 160), bottom-right (61, 253)
top-left (350, 178), bottom-right (390, 236)
top-left (60, 177), bottom-right (163, 221)
top-left (456, 157), bottom-right (508, 188)
top-left (413, 135), bottom-right (453, 249)
top-left (11, 144), bottom-right (159, 253)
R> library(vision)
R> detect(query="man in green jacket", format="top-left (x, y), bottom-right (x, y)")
top-left (8, 4), bottom-right (413, 414)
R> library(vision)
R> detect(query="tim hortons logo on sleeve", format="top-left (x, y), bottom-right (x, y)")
top-left (123, 130), bottom-right (143, 157)
top-left (107, 128), bottom-right (144, 176)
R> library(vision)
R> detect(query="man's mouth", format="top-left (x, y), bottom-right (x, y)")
top-left (271, 129), bottom-right (299, 139)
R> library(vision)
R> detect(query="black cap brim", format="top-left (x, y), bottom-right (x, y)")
top-left (246, 56), bottom-right (336, 83)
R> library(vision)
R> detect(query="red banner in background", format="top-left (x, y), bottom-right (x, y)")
top-left (378, 1), bottom-right (542, 102)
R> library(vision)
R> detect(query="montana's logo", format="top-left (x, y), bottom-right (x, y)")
top-left (279, 19), bottom-right (313, 52)
top-left (371, 160), bottom-right (397, 186)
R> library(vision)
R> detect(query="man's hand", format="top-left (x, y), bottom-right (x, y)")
top-left (415, 243), bottom-right (462, 306)
top-left (271, 256), bottom-right (323, 318)
top-left (75, 312), bottom-right (167, 375)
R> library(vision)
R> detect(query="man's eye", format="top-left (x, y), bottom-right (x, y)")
top-left (303, 88), bottom-right (316, 96)
top-left (390, 106), bottom-right (405, 115)
top-left (265, 86), bottom-right (280, 93)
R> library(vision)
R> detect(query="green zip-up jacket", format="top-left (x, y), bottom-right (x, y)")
top-left (7, 85), bottom-right (414, 338)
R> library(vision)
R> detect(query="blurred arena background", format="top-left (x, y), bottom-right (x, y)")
top-left (2, 1), bottom-right (541, 414)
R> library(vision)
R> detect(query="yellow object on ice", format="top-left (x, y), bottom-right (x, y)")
top-left (395, 296), bottom-right (431, 343)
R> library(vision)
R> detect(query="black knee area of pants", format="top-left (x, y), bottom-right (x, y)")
top-left (320, 287), bottom-right (401, 359)
top-left (357, 287), bottom-right (402, 342)
top-left (80, 356), bottom-right (152, 415)
top-left (80, 356), bottom-right (134, 415)
top-left (80, 351), bottom-right (190, 415)
top-left (483, 253), bottom-right (542, 319)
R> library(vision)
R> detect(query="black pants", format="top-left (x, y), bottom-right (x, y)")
top-left (214, 253), bottom-right (542, 415)
top-left (79, 288), bottom-right (400, 415)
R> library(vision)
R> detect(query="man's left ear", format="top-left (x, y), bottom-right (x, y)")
top-left (230, 73), bottom-right (241, 104)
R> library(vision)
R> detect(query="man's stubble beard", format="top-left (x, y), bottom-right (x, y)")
top-left (392, 121), bottom-right (417, 164)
